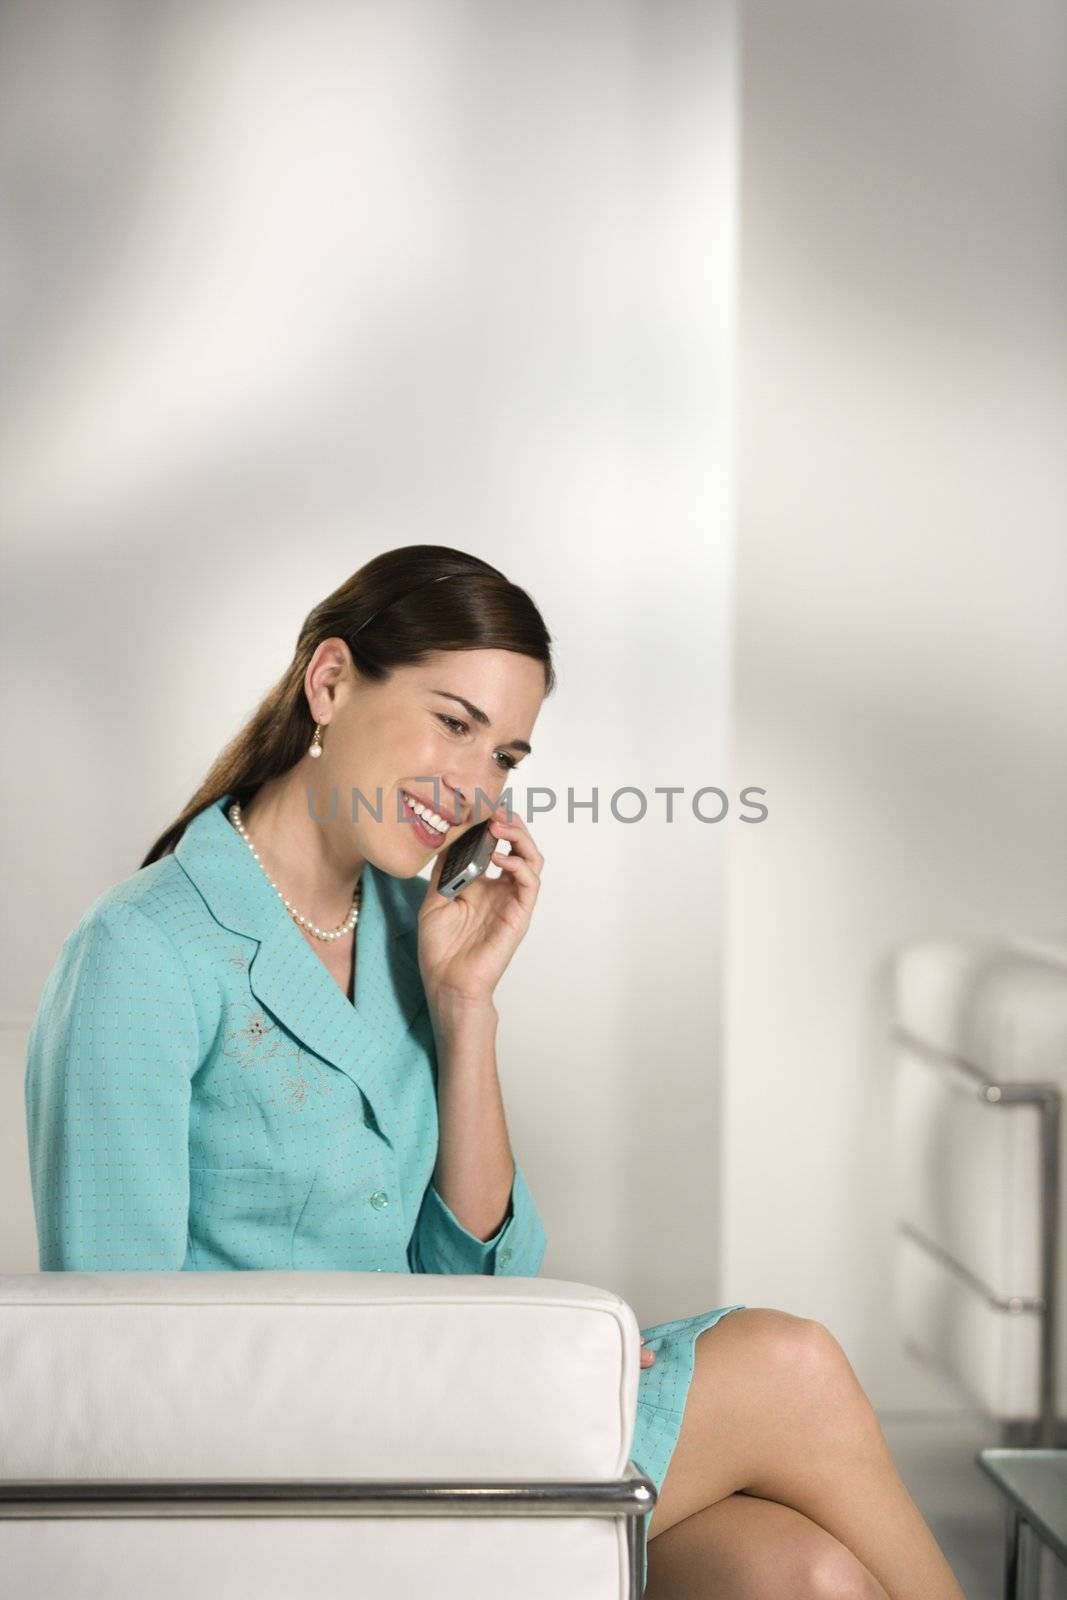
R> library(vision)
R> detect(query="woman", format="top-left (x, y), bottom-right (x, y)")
top-left (25, 545), bottom-right (964, 1600)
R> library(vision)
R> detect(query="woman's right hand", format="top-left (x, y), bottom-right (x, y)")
top-left (641, 1338), bottom-right (657, 1369)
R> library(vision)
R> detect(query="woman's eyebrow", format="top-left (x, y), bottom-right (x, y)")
top-left (429, 689), bottom-right (533, 754)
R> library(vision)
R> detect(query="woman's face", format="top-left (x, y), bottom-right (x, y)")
top-left (313, 645), bottom-right (545, 876)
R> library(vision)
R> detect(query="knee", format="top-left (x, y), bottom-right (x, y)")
top-left (790, 1315), bottom-right (855, 1375)
top-left (804, 1546), bottom-right (888, 1600)
top-left (726, 1309), bottom-right (878, 1431)
top-left (729, 1307), bottom-right (849, 1376)
top-left (745, 1309), bottom-right (860, 1385)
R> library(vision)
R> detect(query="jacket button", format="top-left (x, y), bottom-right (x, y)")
top-left (498, 1247), bottom-right (513, 1267)
top-left (370, 1190), bottom-right (390, 1211)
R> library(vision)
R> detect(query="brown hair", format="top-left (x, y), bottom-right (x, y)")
top-left (139, 544), bottom-right (556, 867)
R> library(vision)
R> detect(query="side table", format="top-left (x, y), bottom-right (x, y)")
top-left (977, 1448), bottom-right (1067, 1599)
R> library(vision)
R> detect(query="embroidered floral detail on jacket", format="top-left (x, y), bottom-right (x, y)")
top-left (222, 1003), bottom-right (300, 1069)
top-left (264, 1043), bottom-right (334, 1112)
top-left (220, 1002), bottom-right (335, 1112)
top-left (273, 1066), bottom-right (334, 1111)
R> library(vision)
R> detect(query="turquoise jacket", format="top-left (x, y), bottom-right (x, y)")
top-left (24, 792), bottom-right (547, 1277)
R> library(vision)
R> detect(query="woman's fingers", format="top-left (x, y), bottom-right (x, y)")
top-left (489, 810), bottom-right (544, 875)
top-left (492, 850), bottom-right (537, 885)
top-left (487, 809), bottom-right (541, 905)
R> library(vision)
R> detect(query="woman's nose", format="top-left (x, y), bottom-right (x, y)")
top-left (442, 775), bottom-right (501, 825)
top-left (438, 777), bottom-right (471, 823)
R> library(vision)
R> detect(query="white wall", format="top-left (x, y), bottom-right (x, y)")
top-left (725, 0), bottom-right (1067, 1408)
top-left (0, 1), bottom-right (738, 1327)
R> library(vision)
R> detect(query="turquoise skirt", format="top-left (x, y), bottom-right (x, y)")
top-left (632, 1303), bottom-right (747, 1593)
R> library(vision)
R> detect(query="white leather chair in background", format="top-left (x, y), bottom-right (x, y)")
top-left (888, 938), bottom-right (1067, 1447)
top-left (0, 1016), bottom-right (653, 1600)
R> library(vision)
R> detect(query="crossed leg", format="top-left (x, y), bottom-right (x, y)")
top-left (643, 1308), bottom-right (966, 1600)
top-left (646, 1492), bottom-right (891, 1599)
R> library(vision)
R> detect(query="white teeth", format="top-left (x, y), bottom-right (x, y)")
top-left (402, 792), bottom-right (449, 833)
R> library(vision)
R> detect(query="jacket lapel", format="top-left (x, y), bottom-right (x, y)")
top-left (174, 793), bottom-right (427, 1143)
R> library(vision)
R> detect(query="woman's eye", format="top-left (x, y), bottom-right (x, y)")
top-left (435, 713), bottom-right (518, 772)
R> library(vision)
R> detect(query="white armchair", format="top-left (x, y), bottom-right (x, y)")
top-left (887, 936), bottom-right (1067, 1447)
top-left (0, 1018), bottom-right (653, 1600)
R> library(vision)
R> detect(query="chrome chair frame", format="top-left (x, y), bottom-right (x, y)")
top-left (892, 1026), bottom-right (1062, 1447)
top-left (0, 1463), bottom-right (657, 1600)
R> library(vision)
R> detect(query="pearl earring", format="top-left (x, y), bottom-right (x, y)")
top-left (309, 723), bottom-right (324, 759)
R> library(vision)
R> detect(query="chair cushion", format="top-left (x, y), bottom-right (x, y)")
top-left (0, 1271), bottom-right (642, 1482)
top-left (890, 935), bottom-right (1067, 1081)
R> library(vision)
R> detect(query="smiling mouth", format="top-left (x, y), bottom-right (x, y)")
top-left (400, 790), bottom-right (451, 847)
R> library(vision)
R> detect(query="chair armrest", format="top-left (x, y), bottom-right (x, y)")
top-left (0, 1271), bottom-right (643, 1484)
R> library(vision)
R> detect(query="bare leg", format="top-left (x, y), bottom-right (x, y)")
top-left (645, 1491), bottom-right (891, 1599)
top-left (644, 1308), bottom-right (964, 1600)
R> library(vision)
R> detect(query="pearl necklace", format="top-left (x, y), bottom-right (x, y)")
top-left (228, 801), bottom-right (362, 941)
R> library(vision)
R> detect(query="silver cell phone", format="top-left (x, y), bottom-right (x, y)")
top-left (435, 817), bottom-right (500, 900)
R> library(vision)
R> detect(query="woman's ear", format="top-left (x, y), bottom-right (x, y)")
top-left (305, 638), bottom-right (354, 714)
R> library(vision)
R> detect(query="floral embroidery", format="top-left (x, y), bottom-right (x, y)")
top-left (221, 1003), bottom-right (297, 1068)
top-left (267, 1043), bottom-right (334, 1111)
top-left (272, 1066), bottom-right (334, 1111)
top-left (226, 947), bottom-right (252, 973)
top-left (221, 1002), bottom-right (336, 1111)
